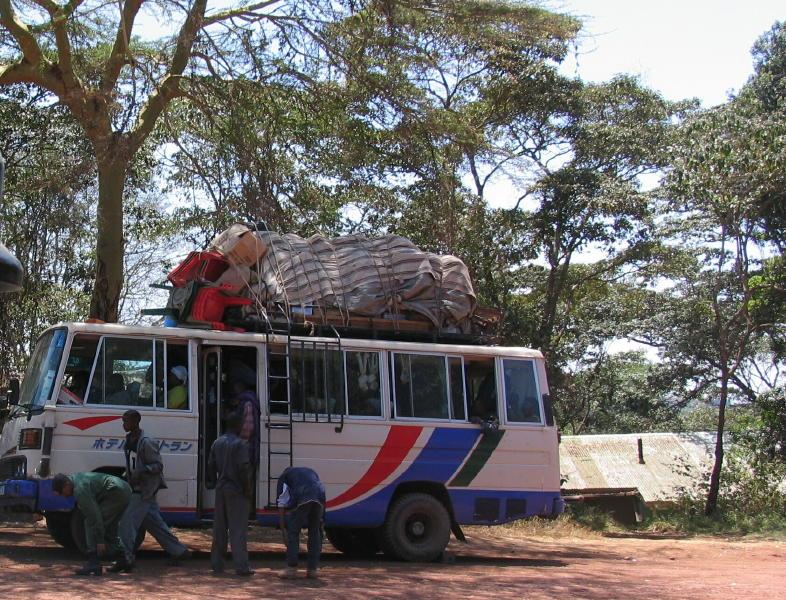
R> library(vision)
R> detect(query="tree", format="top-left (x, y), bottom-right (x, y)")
top-left (643, 71), bottom-right (786, 514)
top-left (0, 86), bottom-right (94, 379)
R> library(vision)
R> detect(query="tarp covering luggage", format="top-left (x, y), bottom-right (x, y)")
top-left (158, 223), bottom-right (498, 338)
top-left (208, 227), bottom-right (475, 332)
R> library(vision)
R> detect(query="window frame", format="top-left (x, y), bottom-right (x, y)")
top-left (343, 348), bottom-right (385, 420)
top-left (81, 334), bottom-right (193, 412)
top-left (500, 357), bottom-right (544, 426)
top-left (390, 350), bottom-right (465, 423)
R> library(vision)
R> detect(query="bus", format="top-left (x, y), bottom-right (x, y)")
top-left (0, 321), bottom-right (563, 561)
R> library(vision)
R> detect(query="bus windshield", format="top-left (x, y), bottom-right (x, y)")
top-left (18, 328), bottom-right (67, 411)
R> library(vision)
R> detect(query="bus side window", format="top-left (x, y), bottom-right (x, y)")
top-left (346, 351), bottom-right (382, 417)
top-left (165, 341), bottom-right (189, 410)
top-left (465, 356), bottom-right (497, 423)
top-left (503, 359), bottom-right (541, 424)
top-left (393, 353), bottom-right (449, 419)
top-left (87, 337), bottom-right (154, 407)
top-left (290, 346), bottom-right (343, 415)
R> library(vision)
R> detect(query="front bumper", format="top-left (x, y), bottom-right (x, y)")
top-left (0, 478), bottom-right (75, 513)
top-left (0, 479), bottom-right (37, 511)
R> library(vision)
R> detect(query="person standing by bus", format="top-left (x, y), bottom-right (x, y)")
top-left (52, 472), bottom-right (131, 576)
top-left (111, 410), bottom-right (191, 572)
top-left (208, 411), bottom-right (254, 576)
top-left (276, 466), bottom-right (326, 580)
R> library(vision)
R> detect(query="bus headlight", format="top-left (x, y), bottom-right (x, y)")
top-left (18, 428), bottom-right (42, 450)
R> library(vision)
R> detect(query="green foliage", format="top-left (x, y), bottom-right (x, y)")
top-left (0, 87), bottom-right (95, 378)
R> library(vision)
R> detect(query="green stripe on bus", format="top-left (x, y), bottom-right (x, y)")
top-left (449, 430), bottom-right (505, 487)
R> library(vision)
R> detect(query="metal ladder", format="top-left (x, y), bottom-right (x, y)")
top-left (263, 305), bottom-right (294, 508)
top-left (263, 308), bottom-right (344, 508)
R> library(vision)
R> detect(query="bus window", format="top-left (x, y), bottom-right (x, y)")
top-left (165, 341), bottom-right (189, 410)
top-left (465, 357), bottom-right (497, 422)
top-left (393, 353), bottom-right (449, 419)
top-left (290, 346), bottom-right (343, 415)
top-left (346, 351), bottom-right (382, 417)
top-left (448, 356), bottom-right (466, 420)
top-left (503, 359), bottom-right (541, 423)
top-left (57, 334), bottom-right (99, 405)
top-left (87, 337), bottom-right (154, 407)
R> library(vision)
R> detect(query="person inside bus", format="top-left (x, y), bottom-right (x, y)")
top-left (57, 370), bottom-right (89, 405)
top-left (470, 371), bottom-right (500, 432)
top-left (105, 373), bottom-right (132, 405)
top-left (226, 362), bottom-right (260, 466)
top-left (166, 366), bottom-right (188, 410)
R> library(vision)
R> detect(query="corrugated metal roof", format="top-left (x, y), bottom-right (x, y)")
top-left (559, 432), bottom-right (716, 503)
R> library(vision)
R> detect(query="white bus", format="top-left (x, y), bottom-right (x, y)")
top-left (0, 321), bottom-right (563, 561)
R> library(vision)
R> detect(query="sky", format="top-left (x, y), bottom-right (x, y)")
top-left (555, 0), bottom-right (784, 106)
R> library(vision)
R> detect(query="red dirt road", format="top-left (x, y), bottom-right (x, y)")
top-left (0, 523), bottom-right (782, 599)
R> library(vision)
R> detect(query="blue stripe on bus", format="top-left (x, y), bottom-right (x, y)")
top-left (325, 427), bottom-right (481, 527)
top-left (448, 489), bottom-right (563, 523)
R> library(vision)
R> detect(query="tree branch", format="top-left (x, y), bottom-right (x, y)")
top-left (202, 0), bottom-right (281, 27)
top-left (130, 0), bottom-right (206, 152)
top-left (101, 0), bottom-right (144, 94)
top-left (0, 0), bottom-right (44, 66)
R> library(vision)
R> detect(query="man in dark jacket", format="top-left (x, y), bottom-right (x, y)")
top-left (52, 472), bottom-right (131, 576)
top-left (208, 410), bottom-right (254, 576)
top-left (276, 466), bottom-right (326, 579)
top-left (111, 410), bottom-right (190, 572)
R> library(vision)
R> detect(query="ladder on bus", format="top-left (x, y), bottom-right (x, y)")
top-left (263, 305), bottom-right (344, 508)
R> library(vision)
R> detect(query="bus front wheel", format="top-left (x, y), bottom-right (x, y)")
top-left (325, 527), bottom-right (381, 558)
top-left (47, 509), bottom-right (145, 555)
top-left (382, 492), bottom-right (450, 562)
top-left (46, 512), bottom-right (78, 550)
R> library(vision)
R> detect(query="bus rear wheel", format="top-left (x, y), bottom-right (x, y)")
top-left (382, 492), bottom-right (450, 562)
top-left (325, 527), bottom-right (381, 558)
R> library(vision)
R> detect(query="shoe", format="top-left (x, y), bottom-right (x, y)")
top-left (235, 569), bottom-right (255, 576)
top-left (168, 548), bottom-right (193, 566)
top-left (75, 564), bottom-right (102, 576)
top-left (107, 558), bottom-right (134, 573)
top-left (306, 569), bottom-right (318, 579)
top-left (279, 567), bottom-right (297, 579)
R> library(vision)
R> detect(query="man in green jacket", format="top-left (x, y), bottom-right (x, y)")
top-left (52, 472), bottom-right (131, 576)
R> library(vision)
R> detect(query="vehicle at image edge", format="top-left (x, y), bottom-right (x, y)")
top-left (0, 321), bottom-right (563, 561)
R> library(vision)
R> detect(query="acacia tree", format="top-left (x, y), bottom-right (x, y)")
top-left (0, 0), bottom-right (403, 320)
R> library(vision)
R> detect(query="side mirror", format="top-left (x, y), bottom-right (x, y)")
top-left (7, 378), bottom-right (19, 405)
top-left (542, 393), bottom-right (554, 427)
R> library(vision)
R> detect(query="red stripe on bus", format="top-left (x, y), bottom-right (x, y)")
top-left (62, 415), bottom-right (122, 430)
top-left (325, 425), bottom-right (422, 509)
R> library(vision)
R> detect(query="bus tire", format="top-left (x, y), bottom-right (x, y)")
top-left (325, 527), bottom-right (381, 558)
top-left (46, 512), bottom-right (78, 550)
top-left (67, 508), bottom-right (146, 556)
top-left (382, 492), bottom-right (450, 562)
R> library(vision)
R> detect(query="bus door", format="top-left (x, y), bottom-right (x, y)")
top-left (196, 343), bottom-right (261, 519)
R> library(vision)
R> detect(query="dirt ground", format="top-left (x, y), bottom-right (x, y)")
top-left (0, 521), bottom-right (783, 600)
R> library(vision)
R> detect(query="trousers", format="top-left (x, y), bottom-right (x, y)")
top-left (211, 488), bottom-right (250, 573)
top-left (119, 493), bottom-right (187, 561)
top-left (285, 501), bottom-right (324, 571)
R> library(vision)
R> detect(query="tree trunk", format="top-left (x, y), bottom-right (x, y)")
top-left (89, 159), bottom-right (127, 322)
top-left (705, 368), bottom-right (729, 516)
